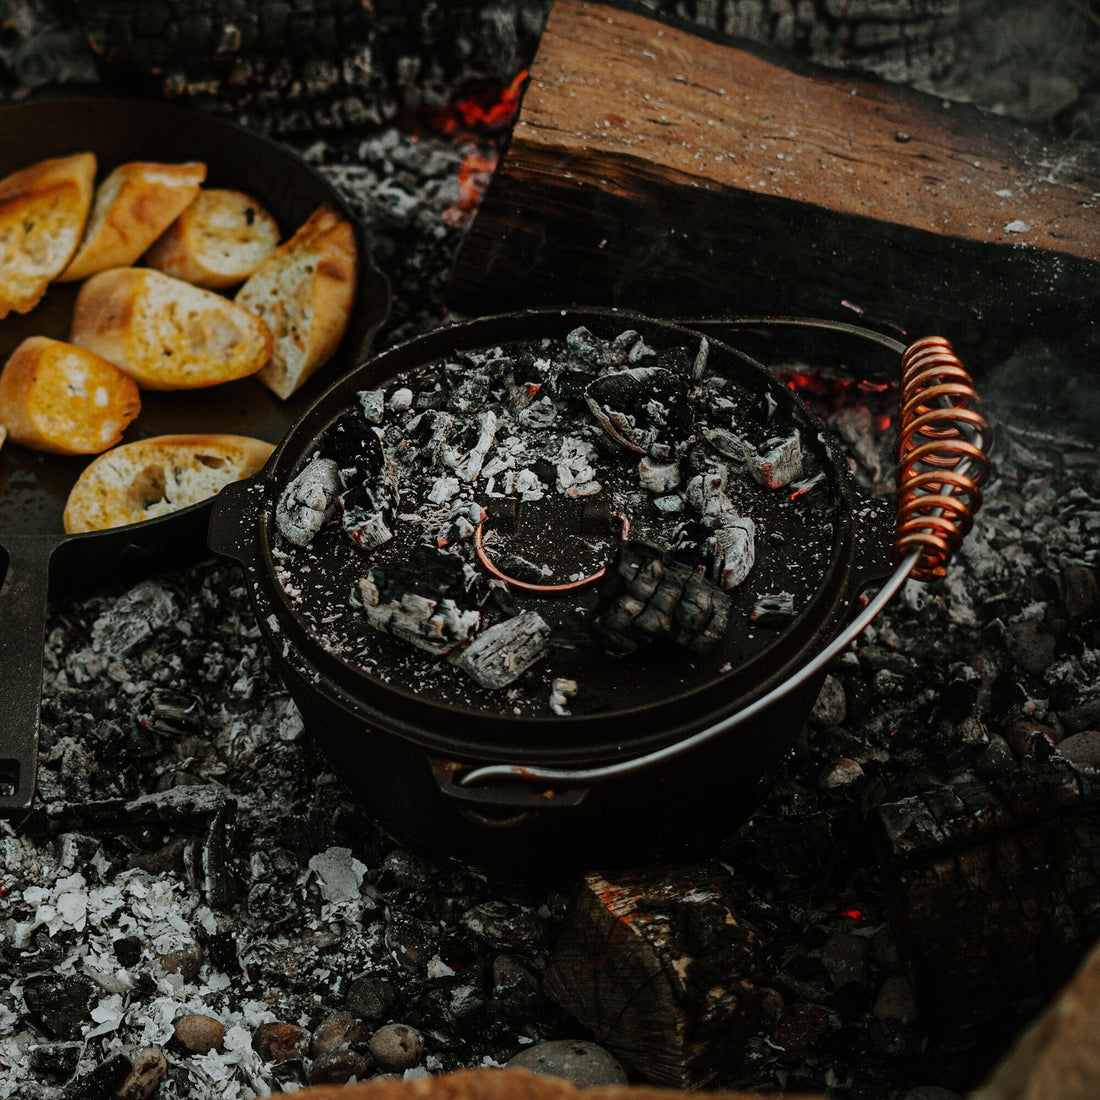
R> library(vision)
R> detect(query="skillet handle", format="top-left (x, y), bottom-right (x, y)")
top-left (0, 536), bottom-right (53, 816)
top-left (207, 475), bottom-right (263, 567)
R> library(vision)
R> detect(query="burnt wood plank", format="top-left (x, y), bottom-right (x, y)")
top-left (449, 0), bottom-right (1100, 370)
top-left (543, 863), bottom-right (764, 1088)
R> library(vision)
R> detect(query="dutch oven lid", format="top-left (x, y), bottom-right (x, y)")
top-left (224, 309), bottom-right (894, 763)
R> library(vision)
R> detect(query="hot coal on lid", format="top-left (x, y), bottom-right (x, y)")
top-left (269, 326), bottom-right (843, 719)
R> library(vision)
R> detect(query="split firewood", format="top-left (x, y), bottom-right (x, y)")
top-left (287, 1065), bottom-right (825, 1100)
top-left (450, 0), bottom-right (1100, 371)
top-left (970, 936), bottom-right (1100, 1100)
top-left (872, 766), bottom-right (1100, 1038)
top-left (543, 864), bottom-right (765, 1089)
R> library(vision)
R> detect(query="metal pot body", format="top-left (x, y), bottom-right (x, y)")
top-left (210, 309), bottom-right (892, 881)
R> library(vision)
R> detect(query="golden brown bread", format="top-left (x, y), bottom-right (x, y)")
top-left (143, 187), bottom-right (281, 289)
top-left (70, 266), bottom-right (274, 390)
top-left (235, 203), bottom-right (357, 400)
top-left (58, 160), bottom-right (207, 282)
top-left (62, 432), bottom-right (275, 533)
top-left (0, 336), bottom-right (140, 455)
top-left (0, 152), bottom-right (96, 318)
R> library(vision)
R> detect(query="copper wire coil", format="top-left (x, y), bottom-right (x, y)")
top-left (894, 336), bottom-right (992, 581)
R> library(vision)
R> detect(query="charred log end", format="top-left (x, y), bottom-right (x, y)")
top-left (543, 863), bottom-right (764, 1089)
top-left (871, 768), bottom-right (1100, 1041)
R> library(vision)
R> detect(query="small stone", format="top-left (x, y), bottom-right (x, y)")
top-left (820, 931), bottom-right (868, 988)
top-left (116, 1047), bottom-right (167, 1099)
top-left (818, 757), bottom-right (864, 790)
top-left (21, 972), bottom-right (96, 1040)
top-left (491, 955), bottom-right (541, 1012)
top-left (811, 674), bottom-right (847, 726)
top-left (873, 975), bottom-right (917, 1024)
top-left (1003, 620), bottom-right (1057, 674)
top-left (1061, 564), bottom-right (1099, 621)
top-left (506, 1039), bottom-right (628, 1088)
top-left (1060, 697), bottom-right (1100, 734)
top-left (1004, 718), bottom-right (1057, 758)
top-left (1057, 730), bottom-right (1100, 771)
top-left (311, 1011), bottom-right (369, 1057)
top-left (173, 1014), bottom-right (225, 1054)
top-left (252, 1022), bottom-right (311, 1063)
top-left (368, 1023), bottom-right (425, 1072)
top-left (345, 973), bottom-right (395, 1022)
top-left (154, 940), bottom-right (203, 982)
top-left (309, 1049), bottom-right (369, 1085)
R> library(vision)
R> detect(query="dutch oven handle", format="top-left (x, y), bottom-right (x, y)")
top-left (0, 536), bottom-right (54, 816)
top-left (454, 318), bottom-right (994, 796)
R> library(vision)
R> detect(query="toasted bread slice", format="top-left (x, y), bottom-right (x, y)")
top-left (58, 160), bottom-right (207, 282)
top-left (0, 152), bottom-right (96, 318)
top-left (0, 336), bottom-right (141, 455)
top-left (235, 204), bottom-right (357, 400)
top-left (70, 267), bottom-right (274, 390)
top-left (63, 432), bottom-right (275, 533)
top-left (144, 188), bottom-right (281, 289)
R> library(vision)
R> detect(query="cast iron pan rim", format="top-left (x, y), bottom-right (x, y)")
top-left (247, 308), bottom-right (882, 751)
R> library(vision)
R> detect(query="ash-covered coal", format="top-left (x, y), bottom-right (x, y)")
top-left (270, 325), bottom-right (842, 716)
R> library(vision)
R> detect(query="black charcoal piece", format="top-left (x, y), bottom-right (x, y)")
top-left (752, 592), bottom-right (797, 626)
top-left (437, 500), bottom-right (487, 546)
top-left (340, 482), bottom-right (396, 552)
top-left (584, 366), bottom-right (693, 460)
top-left (276, 456), bottom-right (341, 547)
top-left (594, 540), bottom-right (731, 656)
top-left (744, 431), bottom-right (804, 489)
top-left (359, 545), bottom-right (481, 655)
top-left (455, 611), bottom-right (551, 688)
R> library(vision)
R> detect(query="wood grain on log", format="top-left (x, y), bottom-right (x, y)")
top-left (971, 936), bottom-right (1100, 1100)
top-left (448, 0), bottom-right (1100, 370)
top-left (289, 1066), bottom-right (824, 1099)
top-left (542, 864), bottom-right (764, 1089)
top-left (873, 767), bottom-right (1100, 1039)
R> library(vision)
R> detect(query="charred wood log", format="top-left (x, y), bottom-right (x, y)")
top-left (872, 765), bottom-right (1100, 1040)
top-left (66, 0), bottom-right (553, 136)
top-left (449, 0), bottom-right (1100, 373)
top-left (543, 863), bottom-right (765, 1089)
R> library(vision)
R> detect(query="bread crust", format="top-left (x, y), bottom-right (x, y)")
top-left (63, 432), bottom-right (275, 533)
top-left (236, 204), bottom-right (357, 400)
top-left (144, 188), bottom-right (281, 289)
top-left (58, 160), bottom-right (207, 282)
top-left (0, 152), bottom-right (96, 317)
top-left (0, 335), bottom-right (141, 455)
top-left (70, 266), bottom-right (274, 390)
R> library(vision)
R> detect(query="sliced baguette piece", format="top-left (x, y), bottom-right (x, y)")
top-left (70, 266), bottom-right (274, 390)
top-left (143, 188), bottom-right (281, 289)
top-left (0, 152), bottom-right (96, 318)
top-left (58, 160), bottom-right (207, 282)
top-left (63, 432), bottom-right (275, 533)
top-left (0, 336), bottom-right (141, 455)
top-left (235, 203), bottom-right (357, 400)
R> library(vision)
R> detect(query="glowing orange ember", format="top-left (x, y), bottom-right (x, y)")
top-left (442, 150), bottom-right (499, 227)
top-left (422, 69), bottom-right (530, 138)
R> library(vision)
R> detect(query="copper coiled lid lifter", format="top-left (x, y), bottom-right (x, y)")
top-left (459, 318), bottom-right (993, 792)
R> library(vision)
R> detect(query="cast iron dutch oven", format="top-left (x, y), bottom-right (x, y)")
top-left (209, 309), bottom-right (991, 881)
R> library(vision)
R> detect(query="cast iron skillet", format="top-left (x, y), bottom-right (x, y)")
top-left (0, 95), bottom-right (392, 816)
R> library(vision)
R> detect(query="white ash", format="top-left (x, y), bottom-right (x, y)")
top-left (555, 437), bottom-right (601, 498)
top-left (454, 611), bottom-right (552, 689)
top-left (549, 678), bottom-right (579, 716)
top-left (428, 476), bottom-right (461, 504)
top-left (708, 519), bottom-right (757, 591)
top-left (276, 457), bottom-right (341, 547)
top-left (444, 411), bottom-right (499, 483)
top-left (388, 387), bottom-right (414, 412)
top-left (358, 389), bottom-right (386, 424)
top-left (638, 457), bottom-right (681, 493)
